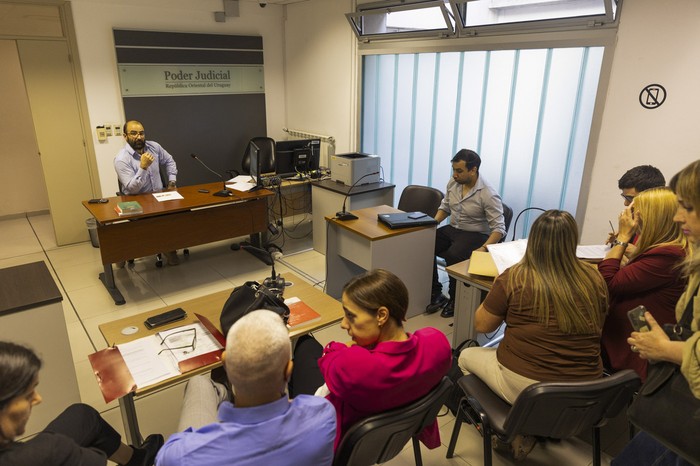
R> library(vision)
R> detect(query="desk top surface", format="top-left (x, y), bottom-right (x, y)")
top-left (326, 205), bottom-right (436, 240)
top-left (83, 182), bottom-right (274, 224)
top-left (312, 179), bottom-right (395, 196)
top-left (99, 273), bottom-right (343, 394)
top-left (446, 259), bottom-right (495, 290)
top-left (0, 261), bottom-right (62, 315)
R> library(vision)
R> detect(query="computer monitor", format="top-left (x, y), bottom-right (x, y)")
top-left (275, 139), bottom-right (321, 177)
top-left (248, 140), bottom-right (261, 188)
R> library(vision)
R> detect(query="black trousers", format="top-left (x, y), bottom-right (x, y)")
top-left (44, 403), bottom-right (122, 456)
top-left (288, 335), bottom-right (325, 398)
top-left (432, 225), bottom-right (488, 301)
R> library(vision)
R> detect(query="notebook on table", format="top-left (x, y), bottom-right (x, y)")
top-left (377, 212), bottom-right (438, 229)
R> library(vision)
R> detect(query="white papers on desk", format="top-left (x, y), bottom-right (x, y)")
top-left (576, 244), bottom-right (610, 260)
top-left (226, 182), bottom-right (256, 192)
top-left (487, 239), bottom-right (527, 275)
top-left (486, 240), bottom-right (610, 275)
top-left (226, 175), bottom-right (257, 192)
top-left (152, 191), bottom-right (184, 202)
top-left (117, 322), bottom-right (223, 390)
top-left (227, 175), bottom-right (254, 184)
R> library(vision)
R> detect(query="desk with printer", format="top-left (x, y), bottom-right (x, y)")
top-left (311, 152), bottom-right (395, 253)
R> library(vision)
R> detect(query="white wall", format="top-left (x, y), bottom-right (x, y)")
top-left (284, 0), bottom-right (700, 243)
top-left (284, 0), bottom-right (357, 156)
top-left (68, 0), bottom-right (700, 236)
top-left (579, 0), bottom-right (700, 242)
top-left (70, 0), bottom-right (287, 198)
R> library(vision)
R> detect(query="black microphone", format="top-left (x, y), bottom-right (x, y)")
top-left (336, 171), bottom-right (381, 221)
top-left (190, 153), bottom-right (233, 197)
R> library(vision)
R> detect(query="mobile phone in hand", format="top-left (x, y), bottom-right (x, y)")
top-left (627, 305), bottom-right (650, 332)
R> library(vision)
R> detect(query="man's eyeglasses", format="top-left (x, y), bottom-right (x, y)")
top-left (127, 131), bottom-right (145, 137)
top-left (158, 328), bottom-right (196, 356)
top-left (620, 193), bottom-right (635, 203)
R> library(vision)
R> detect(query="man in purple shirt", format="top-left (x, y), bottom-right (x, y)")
top-left (155, 310), bottom-right (336, 466)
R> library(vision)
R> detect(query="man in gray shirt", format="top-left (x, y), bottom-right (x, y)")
top-left (427, 149), bottom-right (506, 318)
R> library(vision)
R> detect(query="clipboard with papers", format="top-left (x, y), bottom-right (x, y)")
top-left (88, 313), bottom-right (225, 403)
top-left (468, 240), bottom-right (610, 278)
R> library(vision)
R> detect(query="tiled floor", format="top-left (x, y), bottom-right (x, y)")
top-left (0, 213), bottom-right (629, 465)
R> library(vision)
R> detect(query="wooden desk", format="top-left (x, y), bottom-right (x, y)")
top-left (446, 259), bottom-right (494, 348)
top-left (83, 183), bottom-right (274, 305)
top-left (325, 205), bottom-right (435, 319)
top-left (98, 272), bottom-right (343, 445)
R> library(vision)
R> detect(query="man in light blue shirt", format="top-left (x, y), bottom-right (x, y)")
top-left (114, 120), bottom-right (180, 265)
top-left (114, 120), bottom-right (178, 195)
top-left (155, 310), bottom-right (336, 466)
top-left (426, 149), bottom-right (506, 318)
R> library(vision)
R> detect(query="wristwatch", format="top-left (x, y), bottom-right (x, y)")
top-left (612, 239), bottom-right (629, 248)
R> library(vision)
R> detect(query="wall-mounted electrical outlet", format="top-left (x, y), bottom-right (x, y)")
top-left (96, 126), bottom-right (107, 142)
top-left (114, 124), bottom-right (122, 137)
top-left (104, 124), bottom-right (113, 137)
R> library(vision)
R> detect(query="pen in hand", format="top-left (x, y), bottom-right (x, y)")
top-left (606, 220), bottom-right (617, 245)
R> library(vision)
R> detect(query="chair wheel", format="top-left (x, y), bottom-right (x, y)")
top-left (183, 249), bottom-right (190, 257)
top-left (156, 260), bottom-right (163, 268)
top-left (231, 243), bottom-right (241, 251)
top-left (128, 259), bottom-right (135, 264)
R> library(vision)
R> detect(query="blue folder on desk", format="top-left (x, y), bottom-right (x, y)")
top-left (378, 212), bottom-right (438, 229)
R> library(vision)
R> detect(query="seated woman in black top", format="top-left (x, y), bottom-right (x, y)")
top-left (0, 341), bottom-right (162, 466)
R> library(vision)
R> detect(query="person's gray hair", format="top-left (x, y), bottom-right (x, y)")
top-left (224, 310), bottom-right (291, 394)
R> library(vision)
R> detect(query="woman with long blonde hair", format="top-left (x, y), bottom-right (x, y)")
top-left (599, 187), bottom-right (689, 380)
top-left (458, 210), bottom-right (608, 460)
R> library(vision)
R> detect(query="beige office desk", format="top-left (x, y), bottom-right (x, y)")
top-left (446, 259), bottom-right (494, 348)
top-left (311, 180), bottom-right (395, 254)
top-left (98, 272), bottom-right (343, 445)
top-left (325, 205), bottom-right (435, 319)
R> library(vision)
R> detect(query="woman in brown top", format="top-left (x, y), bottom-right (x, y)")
top-left (458, 210), bottom-right (608, 460)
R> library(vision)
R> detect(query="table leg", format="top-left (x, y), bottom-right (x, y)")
top-left (119, 393), bottom-right (143, 446)
top-left (98, 263), bottom-right (126, 305)
top-left (452, 282), bottom-right (481, 348)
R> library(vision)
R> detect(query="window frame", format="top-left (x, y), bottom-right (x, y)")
top-left (449, 0), bottom-right (619, 37)
top-left (347, 0), bottom-right (621, 43)
top-left (346, 0), bottom-right (456, 42)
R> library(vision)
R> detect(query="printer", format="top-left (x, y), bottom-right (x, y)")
top-left (330, 153), bottom-right (380, 186)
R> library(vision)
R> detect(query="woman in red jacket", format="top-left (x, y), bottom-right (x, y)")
top-left (598, 187), bottom-right (689, 380)
top-left (291, 269), bottom-right (451, 451)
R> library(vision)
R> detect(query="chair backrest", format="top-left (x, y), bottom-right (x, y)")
top-left (333, 377), bottom-right (453, 466)
top-left (242, 136), bottom-right (276, 175)
top-left (500, 202), bottom-right (514, 242)
top-left (397, 185), bottom-right (445, 218)
top-left (502, 370), bottom-right (640, 440)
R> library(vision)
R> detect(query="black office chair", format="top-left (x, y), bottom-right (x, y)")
top-left (446, 370), bottom-right (641, 466)
top-left (227, 137), bottom-right (277, 178)
top-left (333, 377), bottom-right (453, 466)
top-left (397, 185), bottom-right (444, 218)
top-left (500, 202), bottom-right (513, 242)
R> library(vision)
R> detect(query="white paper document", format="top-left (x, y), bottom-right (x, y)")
top-left (485, 240), bottom-right (610, 275)
top-left (117, 322), bottom-right (223, 390)
top-left (226, 181), bottom-right (257, 192)
top-left (576, 244), bottom-right (610, 259)
top-left (487, 239), bottom-right (527, 275)
top-left (227, 175), bottom-right (255, 184)
top-left (152, 191), bottom-right (184, 202)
